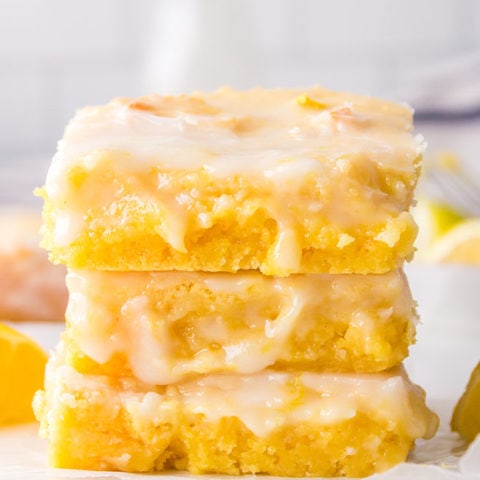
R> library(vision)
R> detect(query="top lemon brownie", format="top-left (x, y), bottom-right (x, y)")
top-left (40, 87), bottom-right (423, 274)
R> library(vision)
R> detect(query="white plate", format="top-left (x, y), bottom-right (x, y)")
top-left (1, 265), bottom-right (479, 479)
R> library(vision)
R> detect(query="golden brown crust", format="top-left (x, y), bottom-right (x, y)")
top-left (128, 95), bottom-right (221, 117)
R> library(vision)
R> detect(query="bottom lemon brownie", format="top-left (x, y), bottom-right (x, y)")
top-left (35, 351), bottom-right (438, 477)
top-left (64, 269), bottom-right (416, 383)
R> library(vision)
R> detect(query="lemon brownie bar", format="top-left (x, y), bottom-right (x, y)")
top-left (34, 350), bottom-right (438, 477)
top-left (64, 269), bottom-right (416, 382)
top-left (39, 87), bottom-right (422, 275)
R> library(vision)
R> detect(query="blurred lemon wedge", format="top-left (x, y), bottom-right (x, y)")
top-left (0, 322), bottom-right (48, 425)
top-left (451, 361), bottom-right (480, 442)
top-left (413, 197), bottom-right (480, 264)
top-left (428, 219), bottom-right (480, 264)
top-left (414, 197), bottom-right (465, 259)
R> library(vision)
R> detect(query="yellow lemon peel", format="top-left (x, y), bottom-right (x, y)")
top-left (295, 94), bottom-right (327, 110)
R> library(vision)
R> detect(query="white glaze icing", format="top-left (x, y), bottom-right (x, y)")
top-left (65, 269), bottom-right (416, 385)
top-left (48, 355), bottom-right (437, 439)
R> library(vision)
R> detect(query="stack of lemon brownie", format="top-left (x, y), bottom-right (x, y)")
top-left (34, 87), bottom-right (438, 477)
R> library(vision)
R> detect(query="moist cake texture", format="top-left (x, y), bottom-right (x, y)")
top-left (39, 87), bottom-right (423, 275)
top-left (34, 351), bottom-right (438, 476)
top-left (64, 269), bottom-right (417, 381)
top-left (35, 86), bottom-right (436, 477)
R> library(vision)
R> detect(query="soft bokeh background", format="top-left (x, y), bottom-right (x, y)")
top-left (1, 0), bottom-right (480, 205)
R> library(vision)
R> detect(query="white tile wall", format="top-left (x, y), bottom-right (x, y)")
top-left (0, 0), bottom-right (479, 205)
top-left (473, 0), bottom-right (480, 43)
top-left (144, 0), bottom-right (480, 95)
top-left (0, 0), bottom-right (154, 156)
top-left (0, 0), bottom-right (119, 56)
top-left (308, 0), bottom-right (461, 48)
top-left (0, 72), bottom-right (44, 153)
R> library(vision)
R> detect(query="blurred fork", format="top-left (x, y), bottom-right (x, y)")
top-left (423, 167), bottom-right (480, 217)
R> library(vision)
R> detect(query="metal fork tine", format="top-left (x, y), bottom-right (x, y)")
top-left (436, 170), bottom-right (480, 215)
top-left (447, 173), bottom-right (480, 211)
top-left (427, 169), bottom-right (480, 217)
top-left (434, 170), bottom-right (480, 215)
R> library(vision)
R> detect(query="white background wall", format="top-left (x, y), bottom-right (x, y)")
top-left (1, 0), bottom-right (480, 204)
